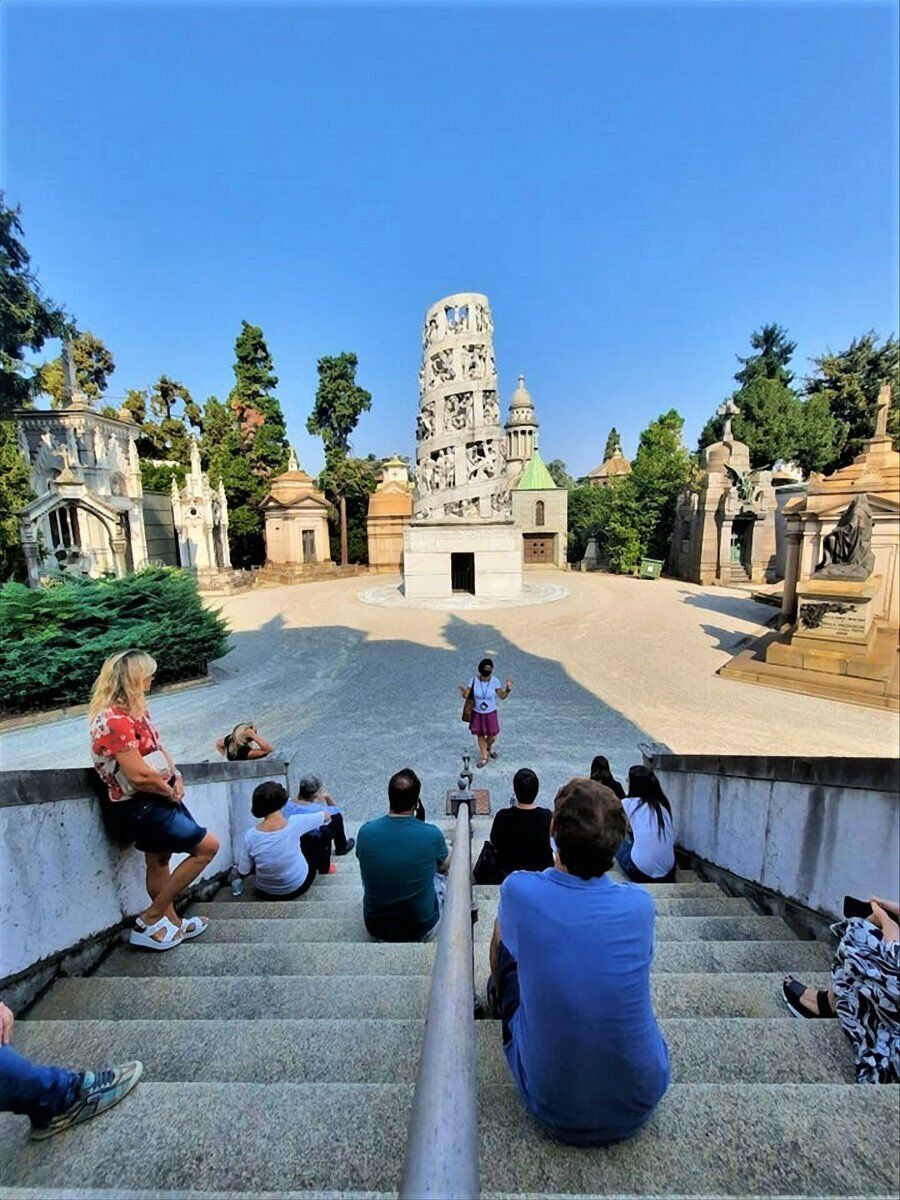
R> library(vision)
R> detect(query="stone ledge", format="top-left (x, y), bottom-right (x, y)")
top-left (644, 751), bottom-right (899, 792)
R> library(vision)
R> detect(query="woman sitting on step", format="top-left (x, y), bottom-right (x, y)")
top-left (782, 896), bottom-right (899, 1084)
top-left (89, 650), bottom-right (220, 951)
top-left (237, 781), bottom-right (333, 899)
top-left (614, 765), bottom-right (676, 884)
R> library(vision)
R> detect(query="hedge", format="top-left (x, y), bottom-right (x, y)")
top-left (0, 568), bottom-right (231, 715)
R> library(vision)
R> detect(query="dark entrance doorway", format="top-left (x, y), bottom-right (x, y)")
top-left (524, 533), bottom-right (554, 563)
top-left (730, 517), bottom-right (753, 581)
top-left (302, 529), bottom-right (316, 563)
top-left (451, 552), bottom-right (475, 594)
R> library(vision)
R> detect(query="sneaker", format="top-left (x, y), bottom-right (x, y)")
top-left (335, 837), bottom-right (356, 856)
top-left (30, 1061), bottom-right (143, 1140)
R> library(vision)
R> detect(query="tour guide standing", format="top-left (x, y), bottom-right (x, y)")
top-left (459, 657), bottom-right (513, 769)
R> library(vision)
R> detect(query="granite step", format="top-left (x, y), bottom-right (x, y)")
top-left (26, 970), bottom-right (831, 1023)
top-left (28, 974), bottom-right (431, 1022)
top-left (474, 1018), bottom-right (856, 1084)
top-left (93, 938), bottom-right (830, 979)
top-left (95, 942), bottom-right (435, 978)
top-left (13, 1016), bottom-right (855, 1087)
top-left (193, 893), bottom-right (755, 920)
top-left (12, 1019), bottom-right (424, 1084)
top-left (0, 1082), bottom-right (413, 1194)
top-left (472, 914), bottom-right (798, 943)
top-left (476, 1082), bottom-right (900, 1196)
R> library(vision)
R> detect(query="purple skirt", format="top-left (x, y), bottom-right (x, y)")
top-left (470, 709), bottom-right (500, 737)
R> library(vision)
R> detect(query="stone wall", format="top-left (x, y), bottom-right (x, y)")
top-left (644, 752), bottom-right (899, 919)
top-left (0, 757), bottom-right (289, 984)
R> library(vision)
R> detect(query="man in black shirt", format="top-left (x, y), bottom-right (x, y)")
top-left (488, 768), bottom-right (553, 878)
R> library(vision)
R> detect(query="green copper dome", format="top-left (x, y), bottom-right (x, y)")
top-left (515, 448), bottom-right (557, 490)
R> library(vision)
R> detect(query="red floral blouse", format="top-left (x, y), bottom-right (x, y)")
top-left (90, 707), bottom-right (164, 802)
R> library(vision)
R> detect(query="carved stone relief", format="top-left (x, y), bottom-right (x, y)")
top-left (461, 344), bottom-right (486, 380)
top-left (444, 392), bottom-right (473, 432)
top-left (429, 349), bottom-right (455, 387)
top-left (481, 390), bottom-right (499, 424)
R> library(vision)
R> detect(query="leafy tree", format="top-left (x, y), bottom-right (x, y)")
top-left (566, 484), bottom-right (609, 563)
top-left (699, 324), bottom-right (802, 467)
top-left (630, 409), bottom-right (692, 561)
top-left (804, 332), bottom-right (899, 469)
top-left (229, 321), bottom-right (289, 480)
top-left (603, 427), bottom-right (622, 461)
top-left (734, 322), bottom-right (796, 388)
top-left (37, 330), bottom-right (115, 408)
top-left (140, 460), bottom-right (187, 493)
top-left (546, 459), bottom-right (575, 489)
top-left (1, 195), bottom-right (68, 419)
top-left (794, 391), bottom-right (838, 476)
top-left (200, 394), bottom-right (262, 567)
top-left (0, 195), bottom-right (67, 577)
top-left (318, 454), bottom-right (378, 564)
top-left (307, 352), bottom-right (372, 566)
top-left (566, 478), bottom-right (642, 574)
top-left (130, 375), bottom-right (203, 466)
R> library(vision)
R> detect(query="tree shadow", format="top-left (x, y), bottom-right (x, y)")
top-left (678, 589), bottom-right (774, 622)
top-left (699, 623), bottom-right (754, 653)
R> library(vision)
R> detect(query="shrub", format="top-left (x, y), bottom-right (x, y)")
top-left (0, 567), bottom-right (231, 714)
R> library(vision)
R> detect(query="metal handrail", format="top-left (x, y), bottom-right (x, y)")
top-left (399, 801), bottom-right (481, 1200)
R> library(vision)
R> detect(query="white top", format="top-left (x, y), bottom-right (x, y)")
top-left (623, 797), bottom-right (675, 879)
top-left (471, 675), bottom-right (503, 715)
top-left (237, 812), bottom-right (327, 895)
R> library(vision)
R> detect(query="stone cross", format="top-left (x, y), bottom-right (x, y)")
top-left (874, 382), bottom-right (891, 438)
top-left (717, 397), bottom-right (740, 443)
top-left (61, 341), bottom-right (77, 404)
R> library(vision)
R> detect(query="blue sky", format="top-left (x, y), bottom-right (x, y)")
top-left (3, 1), bottom-right (898, 476)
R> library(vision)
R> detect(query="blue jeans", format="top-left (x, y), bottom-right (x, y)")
top-left (615, 836), bottom-right (676, 884)
top-left (0, 1045), bottom-right (80, 1127)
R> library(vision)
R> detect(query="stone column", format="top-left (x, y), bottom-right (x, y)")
top-left (780, 521), bottom-right (803, 623)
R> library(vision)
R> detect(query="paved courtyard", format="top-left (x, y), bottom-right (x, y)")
top-left (1, 572), bottom-right (896, 821)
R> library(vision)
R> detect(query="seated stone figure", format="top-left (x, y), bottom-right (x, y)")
top-left (488, 777), bottom-right (670, 1144)
top-left (815, 494), bottom-right (876, 580)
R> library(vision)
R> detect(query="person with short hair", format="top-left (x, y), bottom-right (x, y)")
top-left (488, 777), bottom-right (670, 1144)
top-left (89, 649), bottom-right (219, 951)
top-left (616, 765), bottom-right (676, 884)
top-left (482, 768), bottom-right (552, 880)
top-left (237, 781), bottom-right (331, 899)
top-left (356, 769), bottom-right (450, 941)
top-left (284, 774), bottom-right (354, 856)
top-left (458, 657), bottom-right (513, 768)
top-left (216, 722), bottom-right (274, 762)
top-left (0, 1001), bottom-right (142, 1141)
top-left (589, 754), bottom-right (626, 800)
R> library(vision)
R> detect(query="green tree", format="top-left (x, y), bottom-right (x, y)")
top-left (804, 332), bottom-right (899, 469)
top-left (317, 454), bottom-right (378, 563)
top-left (699, 324), bottom-right (802, 466)
top-left (140, 460), bottom-right (187, 493)
top-left (603, 427), bottom-right (622, 461)
top-left (0, 421), bottom-right (33, 580)
top-left (566, 477), bottom-right (642, 573)
top-left (37, 330), bottom-right (115, 408)
top-left (229, 321), bottom-right (289, 478)
top-left (200, 393), bottom-right (262, 567)
top-left (1, 195), bottom-right (68, 419)
top-left (630, 409), bottom-right (692, 561)
top-left (794, 391), bottom-right (839, 476)
top-left (546, 459), bottom-right (575, 489)
top-left (307, 352), bottom-right (372, 566)
top-left (566, 484), bottom-right (609, 563)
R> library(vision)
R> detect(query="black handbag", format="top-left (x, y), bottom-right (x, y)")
top-left (473, 839), bottom-right (507, 885)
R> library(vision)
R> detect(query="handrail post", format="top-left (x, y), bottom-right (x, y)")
top-left (399, 802), bottom-right (480, 1199)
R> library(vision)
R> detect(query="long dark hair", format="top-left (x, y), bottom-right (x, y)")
top-left (590, 755), bottom-right (624, 798)
top-left (626, 765), bottom-right (672, 837)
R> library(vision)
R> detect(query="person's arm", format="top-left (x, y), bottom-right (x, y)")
top-left (435, 828), bottom-right (451, 875)
top-left (157, 742), bottom-right (185, 801)
top-left (0, 1001), bottom-right (14, 1046)
top-left (246, 728), bottom-right (274, 758)
top-left (115, 747), bottom-right (176, 800)
top-left (870, 901), bottom-right (900, 944)
top-left (215, 737), bottom-right (226, 756)
top-left (236, 837), bottom-right (253, 879)
top-left (458, 679), bottom-right (474, 699)
top-left (870, 896), bottom-right (900, 918)
top-left (489, 919), bottom-right (503, 987)
top-left (496, 678), bottom-right (513, 700)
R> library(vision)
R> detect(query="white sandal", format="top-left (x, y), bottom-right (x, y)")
top-left (179, 915), bottom-right (209, 941)
top-left (129, 915), bottom-right (184, 951)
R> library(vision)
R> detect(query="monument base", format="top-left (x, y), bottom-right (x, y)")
top-left (794, 577), bottom-right (880, 646)
top-left (403, 521), bottom-right (523, 601)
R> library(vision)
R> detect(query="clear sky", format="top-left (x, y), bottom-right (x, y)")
top-left (3, 0), bottom-right (898, 476)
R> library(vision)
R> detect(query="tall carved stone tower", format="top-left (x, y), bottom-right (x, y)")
top-left (403, 293), bottom-right (523, 600)
top-left (414, 293), bottom-right (510, 521)
top-left (504, 373), bottom-right (539, 487)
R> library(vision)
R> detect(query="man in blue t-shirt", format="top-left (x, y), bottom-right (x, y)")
top-left (356, 768), bottom-right (450, 942)
top-left (488, 776), bottom-right (670, 1144)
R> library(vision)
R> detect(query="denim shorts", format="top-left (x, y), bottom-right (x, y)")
top-left (111, 793), bottom-right (207, 854)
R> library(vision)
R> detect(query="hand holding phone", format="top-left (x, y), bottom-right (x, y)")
top-left (843, 895), bottom-right (874, 920)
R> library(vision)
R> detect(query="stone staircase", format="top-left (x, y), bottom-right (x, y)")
top-left (1, 822), bottom-right (898, 1198)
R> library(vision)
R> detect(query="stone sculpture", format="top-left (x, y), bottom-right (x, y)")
top-left (814, 494), bottom-right (876, 580)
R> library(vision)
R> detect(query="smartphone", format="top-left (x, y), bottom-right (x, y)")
top-left (843, 895), bottom-right (874, 920)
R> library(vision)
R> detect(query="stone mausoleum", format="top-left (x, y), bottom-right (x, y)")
top-left (366, 456), bottom-right (414, 574)
top-left (258, 450), bottom-right (334, 582)
top-left (403, 293), bottom-right (523, 600)
top-left (669, 398), bottom-right (777, 585)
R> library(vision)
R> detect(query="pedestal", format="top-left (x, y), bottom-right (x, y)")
top-left (794, 577), bottom-right (879, 646)
top-left (403, 521), bottom-right (523, 601)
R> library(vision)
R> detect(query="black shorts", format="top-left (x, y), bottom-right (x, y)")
top-left (108, 793), bottom-right (207, 854)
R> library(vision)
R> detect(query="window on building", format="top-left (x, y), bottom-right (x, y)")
top-left (48, 504), bottom-right (81, 552)
top-left (535, 500), bottom-right (545, 527)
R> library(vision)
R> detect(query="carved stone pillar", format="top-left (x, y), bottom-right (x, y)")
top-left (781, 521), bottom-right (803, 624)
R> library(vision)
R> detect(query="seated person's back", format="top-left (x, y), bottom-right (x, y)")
top-left (238, 782), bottom-right (328, 896)
top-left (356, 768), bottom-right (449, 941)
top-left (489, 768), bottom-right (552, 875)
top-left (493, 777), bottom-right (669, 1144)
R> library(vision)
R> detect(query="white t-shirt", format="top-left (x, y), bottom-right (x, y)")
top-left (470, 675), bottom-right (503, 715)
top-left (623, 796), bottom-right (675, 879)
top-left (237, 812), bottom-right (327, 895)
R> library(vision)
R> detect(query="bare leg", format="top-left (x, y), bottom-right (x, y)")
top-left (486, 734), bottom-right (497, 758)
top-left (142, 834), bottom-right (220, 929)
top-left (476, 735), bottom-right (489, 765)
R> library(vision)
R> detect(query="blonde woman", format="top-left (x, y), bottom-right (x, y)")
top-left (89, 650), bottom-right (219, 950)
top-left (215, 722), bottom-right (274, 762)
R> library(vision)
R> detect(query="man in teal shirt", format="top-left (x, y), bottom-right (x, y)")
top-left (356, 769), bottom-right (450, 941)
